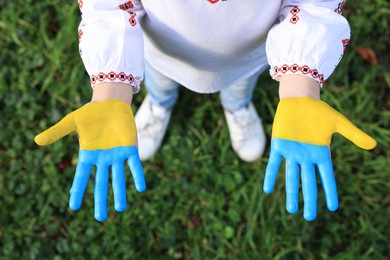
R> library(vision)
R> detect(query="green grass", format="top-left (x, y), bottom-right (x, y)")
top-left (1, 0), bottom-right (389, 259)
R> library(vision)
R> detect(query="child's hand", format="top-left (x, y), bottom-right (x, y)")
top-left (35, 99), bottom-right (145, 222)
top-left (263, 97), bottom-right (376, 221)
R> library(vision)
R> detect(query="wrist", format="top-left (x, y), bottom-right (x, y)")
top-left (279, 75), bottom-right (320, 100)
top-left (91, 83), bottom-right (134, 104)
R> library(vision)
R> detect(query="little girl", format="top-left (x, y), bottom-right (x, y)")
top-left (36, 0), bottom-right (376, 221)
top-left (77, 0), bottom-right (350, 162)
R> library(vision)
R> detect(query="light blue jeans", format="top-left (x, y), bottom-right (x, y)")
top-left (144, 60), bottom-right (264, 112)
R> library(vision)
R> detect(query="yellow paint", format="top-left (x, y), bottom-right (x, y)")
top-left (272, 97), bottom-right (376, 150)
top-left (35, 100), bottom-right (137, 150)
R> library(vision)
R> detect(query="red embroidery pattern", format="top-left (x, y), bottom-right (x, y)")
top-left (207, 0), bottom-right (227, 4)
top-left (90, 72), bottom-right (135, 85)
top-left (119, 1), bottom-right (137, 26)
top-left (128, 12), bottom-right (137, 26)
top-left (78, 0), bottom-right (83, 9)
top-left (273, 64), bottom-right (325, 86)
top-left (119, 1), bottom-right (134, 10)
top-left (342, 39), bottom-right (349, 53)
top-left (78, 29), bottom-right (83, 44)
top-left (290, 6), bottom-right (300, 24)
top-left (335, 1), bottom-right (345, 14)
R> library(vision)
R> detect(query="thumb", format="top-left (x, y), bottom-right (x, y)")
top-left (35, 112), bottom-right (76, 146)
top-left (334, 113), bottom-right (377, 150)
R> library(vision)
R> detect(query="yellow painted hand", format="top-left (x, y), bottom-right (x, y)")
top-left (271, 97), bottom-right (377, 148)
top-left (35, 99), bottom-right (145, 222)
top-left (35, 100), bottom-right (138, 150)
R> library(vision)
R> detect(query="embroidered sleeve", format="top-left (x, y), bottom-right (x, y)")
top-left (266, 1), bottom-right (350, 87)
top-left (78, 0), bottom-right (145, 93)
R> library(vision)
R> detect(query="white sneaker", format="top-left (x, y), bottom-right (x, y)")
top-left (135, 95), bottom-right (173, 161)
top-left (223, 103), bottom-right (266, 162)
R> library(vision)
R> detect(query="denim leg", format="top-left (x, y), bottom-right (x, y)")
top-left (220, 72), bottom-right (261, 112)
top-left (144, 60), bottom-right (179, 108)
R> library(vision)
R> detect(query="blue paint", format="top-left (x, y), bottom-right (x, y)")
top-left (263, 139), bottom-right (338, 221)
top-left (68, 146), bottom-right (145, 222)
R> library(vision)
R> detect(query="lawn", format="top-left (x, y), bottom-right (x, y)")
top-left (0, 0), bottom-right (389, 259)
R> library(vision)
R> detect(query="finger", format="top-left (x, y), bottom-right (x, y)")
top-left (69, 162), bottom-right (92, 211)
top-left (335, 114), bottom-right (377, 150)
top-left (112, 163), bottom-right (127, 212)
top-left (286, 160), bottom-right (299, 214)
top-left (263, 148), bottom-right (282, 194)
top-left (94, 165), bottom-right (109, 222)
top-left (128, 151), bottom-right (146, 192)
top-left (318, 161), bottom-right (338, 212)
top-left (301, 164), bottom-right (317, 221)
top-left (35, 113), bottom-right (76, 146)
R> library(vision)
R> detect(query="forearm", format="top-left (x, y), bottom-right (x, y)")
top-left (279, 75), bottom-right (320, 100)
top-left (91, 83), bottom-right (134, 104)
top-left (79, 1), bottom-right (145, 101)
top-left (267, 2), bottom-right (350, 100)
